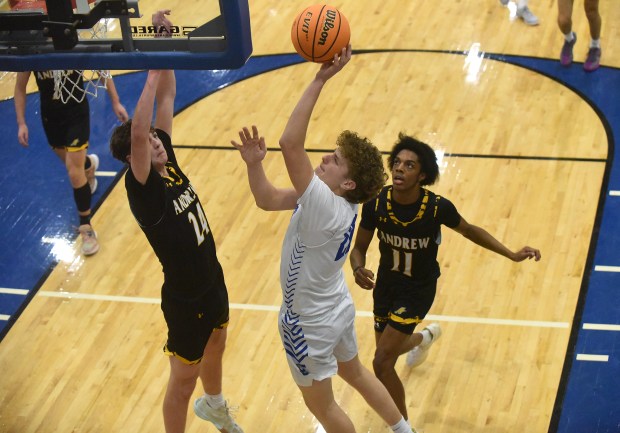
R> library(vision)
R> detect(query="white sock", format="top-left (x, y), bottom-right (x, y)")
top-left (564, 31), bottom-right (575, 43)
top-left (205, 393), bottom-right (225, 408)
top-left (390, 417), bottom-right (411, 433)
top-left (590, 39), bottom-right (601, 49)
top-left (420, 328), bottom-right (433, 346)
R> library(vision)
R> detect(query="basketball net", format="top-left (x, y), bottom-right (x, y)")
top-left (52, 19), bottom-right (113, 104)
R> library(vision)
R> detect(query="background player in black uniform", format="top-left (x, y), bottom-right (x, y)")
top-left (14, 69), bottom-right (128, 255)
top-left (108, 11), bottom-right (242, 433)
top-left (349, 133), bottom-right (541, 421)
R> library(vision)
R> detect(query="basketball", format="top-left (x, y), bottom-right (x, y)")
top-left (291, 4), bottom-right (350, 63)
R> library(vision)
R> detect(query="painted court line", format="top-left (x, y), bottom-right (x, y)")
top-left (583, 323), bottom-right (620, 331)
top-left (425, 314), bottom-right (568, 328)
top-left (230, 302), bottom-right (279, 312)
top-left (40, 291), bottom-right (158, 304)
top-left (96, 171), bottom-right (118, 177)
top-left (358, 310), bottom-right (568, 328)
top-left (0, 314), bottom-right (9, 321)
top-left (610, 190), bottom-right (619, 196)
top-left (576, 354), bottom-right (609, 362)
top-left (37, 291), bottom-right (569, 329)
top-left (594, 265), bottom-right (620, 272)
top-left (0, 288), bottom-right (29, 295)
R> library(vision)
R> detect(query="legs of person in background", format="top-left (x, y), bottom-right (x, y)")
top-left (515, 0), bottom-right (539, 25)
top-left (583, 0), bottom-right (602, 71)
top-left (499, 0), bottom-right (539, 26)
top-left (54, 147), bottom-right (99, 255)
top-left (557, 0), bottom-right (602, 70)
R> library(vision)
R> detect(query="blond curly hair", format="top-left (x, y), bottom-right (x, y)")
top-left (337, 130), bottom-right (387, 203)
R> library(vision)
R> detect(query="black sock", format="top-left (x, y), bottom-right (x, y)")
top-left (73, 182), bottom-right (92, 225)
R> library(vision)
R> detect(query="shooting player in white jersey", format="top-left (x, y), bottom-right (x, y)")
top-left (232, 46), bottom-right (420, 433)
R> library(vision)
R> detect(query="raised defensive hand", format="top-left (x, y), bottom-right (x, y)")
top-left (152, 9), bottom-right (172, 34)
top-left (512, 246), bottom-right (542, 262)
top-left (231, 125), bottom-right (267, 165)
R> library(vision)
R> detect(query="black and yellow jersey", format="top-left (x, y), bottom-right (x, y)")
top-left (125, 129), bottom-right (226, 298)
top-left (360, 186), bottom-right (461, 283)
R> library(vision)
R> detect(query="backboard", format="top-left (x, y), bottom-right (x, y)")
top-left (0, 0), bottom-right (252, 71)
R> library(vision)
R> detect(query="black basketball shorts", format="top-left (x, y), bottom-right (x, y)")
top-left (161, 285), bottom-right (229, 364)
top-left (373, 276), bottom-right (437, 335)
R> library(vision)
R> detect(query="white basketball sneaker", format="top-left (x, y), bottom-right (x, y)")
top-left (78, 224), bottom-right (99, 256)
top-left (516, 6), bottom-right (539, 26)
top-left (406, 323), bottom-right (442, 367)
top-left (194, 395), bottom-right (244, 433)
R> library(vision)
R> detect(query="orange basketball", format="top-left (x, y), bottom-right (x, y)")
top-left (291, 4), bottom-right (350, 63)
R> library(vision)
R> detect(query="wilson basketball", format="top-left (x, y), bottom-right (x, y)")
top-left (291, 4), bottom-right (350, 63)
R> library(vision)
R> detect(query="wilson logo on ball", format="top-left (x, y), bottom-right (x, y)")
top-left (317, 9), bottom-right (337, 46)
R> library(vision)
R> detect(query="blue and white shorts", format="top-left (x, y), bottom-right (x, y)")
top-left (278, 297), bottom-right (358, 387)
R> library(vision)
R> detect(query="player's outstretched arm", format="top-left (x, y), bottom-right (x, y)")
top-left (105, 77), bottom-right (129, 122)
top-left (130, 70), bottom-right (161, 184)
top-left (14, 71), bottom-right (31, 147)
top-left (232, 125), bottom-right (297, 211)
top-left (350, 226), bottom-right (377, 290)
top-left (153, 70), bottom-right (175, 137)
top-left (452, 216), bottom-right (541, 262)
top-left (151, 10), bottom-right (175, 137)
top-left (279, 45), bottom-right (352, 196)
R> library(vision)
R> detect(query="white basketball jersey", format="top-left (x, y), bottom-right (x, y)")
top-left (279, 174), bottom-right (358, 317)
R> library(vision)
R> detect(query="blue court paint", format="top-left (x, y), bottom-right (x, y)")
top-left (493, 54), bottom-right (619, 433)
top-left (582, 272), bottom-right (620, 325)
top-left (557, 357), bottom-right (620, 433)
